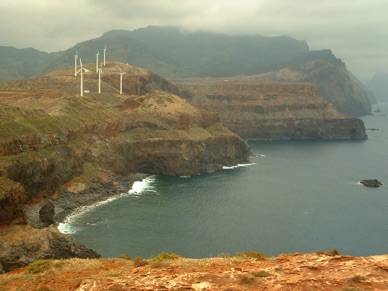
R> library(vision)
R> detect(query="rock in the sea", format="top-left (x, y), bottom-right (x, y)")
top-left (0, 224), bottom-right (100, 272)
top-left (39, 199), bottom-right (55, 226)
top-left (360, 179), bottom-right (383, 187)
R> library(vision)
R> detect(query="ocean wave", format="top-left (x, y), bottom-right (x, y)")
top-left (128, 176), bottom-right (158, 196)
top-left (223, 163), bottom-right (255, 170)
top-left (58, 176), bottom-right (158, 234)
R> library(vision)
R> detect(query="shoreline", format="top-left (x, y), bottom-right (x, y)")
top-left (24, 173), bottom-right (149, 229)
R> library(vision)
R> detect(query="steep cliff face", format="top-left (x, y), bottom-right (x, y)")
top-left (176, 80), bottom-right (367, 140)
top-left (0, 225), bottom-right (100, 272)
top-left (0, 63), bottom-right (249, 206)
top-left (0, 177), bottom-right (26, 225)
top-left (234, 50), bottom-right (371, 116)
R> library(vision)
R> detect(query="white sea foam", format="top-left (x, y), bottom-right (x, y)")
top-left (128, 176), bottom-right (157, 196)
top-left (223, 163), bottom-right (255, 170)
top-left (58, 176), bottom-right (157, 234)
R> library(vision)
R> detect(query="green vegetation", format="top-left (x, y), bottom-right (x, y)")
top-left (235, 251), bottom-right (267, 260)
top-left (133, 257), bottom-right (148, 267)
top-left (82, 162), bottom-right (101, 182)
top-left (25, 259), bottom-right (65, 274)
top-left (316, 248), bottom-right (340, 256)
top-left (150, 252), bottom-right (181, 261)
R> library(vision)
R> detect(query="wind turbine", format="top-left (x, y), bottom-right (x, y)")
top-left (74, 49), bottom-right (78, 76)
top-left (96, 50), bottom-right (99, 73)
top-left (75, 58), bottom-right (84, 97)
top-left (103, 44), bottom-right (106, 66)
top-left (119, 68), bottom-right (126, 95)
top-left (98, 62), bottom-right (103, 94)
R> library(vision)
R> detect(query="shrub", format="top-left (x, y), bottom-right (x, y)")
top-left (25, 260), bottom-right (54, 274)
top-left (133, 257), bottom-right (148, 267)
top-left (238, 274), bottom-right (257, 285)
top-left (235, 251), bottom-right (267, 260)
top-left (316, 249), bottom-right (340, 256)
top-left (117, 254), bottom-right (132, 260)
top-left (150, 252), bottom-right (181, 261)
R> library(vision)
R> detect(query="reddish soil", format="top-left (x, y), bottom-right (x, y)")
top-left (1, 253), bottom-right (388, 290)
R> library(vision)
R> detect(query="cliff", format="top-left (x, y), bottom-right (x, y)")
top-left (0, 62), bottom-right (248, 271)
top-left (175, 79), bottom-right (368, 140)
top-left (0, 62), bottom-right (248, 202)
top-left (233, 50), bottom-right (371, 116)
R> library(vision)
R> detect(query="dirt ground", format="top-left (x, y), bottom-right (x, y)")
top-left (1, 252), bottom-right (388, 290)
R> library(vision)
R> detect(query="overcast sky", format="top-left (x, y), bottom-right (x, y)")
top-left (1, 0), bottom-right (387, 81)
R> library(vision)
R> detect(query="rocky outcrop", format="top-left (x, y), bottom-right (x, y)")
top-left (176, 80), bottom-right (368, 140)
top-left (39, 199), bottom-right (55, 226)
top-left (360, 179), bottom-right (383, 188)
top-left (0, 63), bottom-right (249, 272)
top-left (0, 63), bottom-right (249, 209)
top-left (228, 50), bottom-right (371, 116)
top-left (0, 177), bottom-right (26, 225)
top-left (0, 225), bottom-right (100, 272)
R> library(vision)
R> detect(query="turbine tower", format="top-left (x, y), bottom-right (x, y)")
top-left (98, 62), bottom-right (102, 94)
top-left (74, 50), bottom-right (78, 76)
top-left (96, 50), bottom-right (99, 73)
top-left (75, 58), bottom-right (84, 97)
top-left (119, 68), bottom-right (126, 95)
top-left (103, 44), bottom-right (106, 66)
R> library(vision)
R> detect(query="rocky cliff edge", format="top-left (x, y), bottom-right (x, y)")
top-left (0, 62), bottom-right (249, 271)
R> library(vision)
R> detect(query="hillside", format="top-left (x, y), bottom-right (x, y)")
top-left (0, 26), bottom-right (371, 116)
top-left (0, 62), bottom-right (248, 200)
top-left (175, 78), bottom-right (367, 140)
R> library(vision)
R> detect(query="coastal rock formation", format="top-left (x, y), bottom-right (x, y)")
top-left (0, 63), bottom-right (248, 270)
top-left (0, 225), bottom-right (100, 273)
top-left (39, 199), bottom-right (55, 226)
top-left (0, 63), bottom-right (248, 204)
top-left (176, 80), bottom-right (368, 140)
top-left (0, 177), bottom-right (26, 225)
top-left (360, 179), bottom-right (383, 188)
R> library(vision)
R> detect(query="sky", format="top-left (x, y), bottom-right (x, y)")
top-left (1, 0), bottom-right (387, 81)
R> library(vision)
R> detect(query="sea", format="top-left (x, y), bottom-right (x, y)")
top-left (58, 103), bottom-right (388, 259)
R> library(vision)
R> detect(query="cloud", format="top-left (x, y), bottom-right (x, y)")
top-left (0, 0), bottom-right (387, 80)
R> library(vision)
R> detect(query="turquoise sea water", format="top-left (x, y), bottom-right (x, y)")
top-left (59, 103), bottom-right (388, 258)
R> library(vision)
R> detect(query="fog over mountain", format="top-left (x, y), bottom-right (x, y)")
top-left (1, 0), bottom-right (387, 81)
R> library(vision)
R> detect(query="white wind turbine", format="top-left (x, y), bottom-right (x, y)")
top-left (75, 58), bottom-right (84, 97)
top-left (103, 44), bottom-right (106, 66)
top-left (119, 68), bottom-right (126, 95)
top-left (98, 62), bottom-right (103, 94)
top-left (74, 49), bottom-right (78, 76)
top-left (96, 50), bottom-right (99, 73)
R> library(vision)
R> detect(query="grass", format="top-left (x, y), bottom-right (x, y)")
top-left (150, 252), bottom-right (181, 261)
top-left (235, 251), bottom-right (267, 260)
top-left (316, 248), bottom-right (340, 256)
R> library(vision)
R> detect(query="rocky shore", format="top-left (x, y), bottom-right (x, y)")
top-left (24, 173), bottom-right (149, 229)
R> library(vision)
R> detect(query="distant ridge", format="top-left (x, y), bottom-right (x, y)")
top-left (0, 25), bottom-right (371, 115)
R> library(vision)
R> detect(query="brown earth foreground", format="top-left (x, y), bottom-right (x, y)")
top-left (1, 252), bottom-right (388, 290)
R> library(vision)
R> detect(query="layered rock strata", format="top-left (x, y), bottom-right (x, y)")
top-left (0, 63), bottom-right (249, 271)
top-left (176, 80), bottom-right (367, 140)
